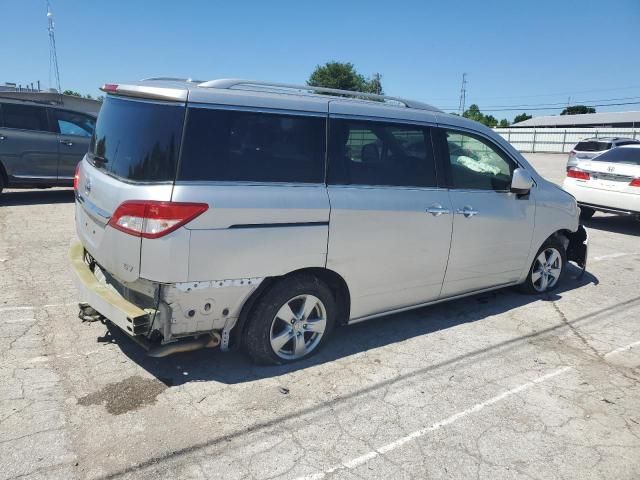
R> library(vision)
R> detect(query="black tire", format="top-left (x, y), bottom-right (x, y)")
top-left (0, 174), bottom-right (4, 194)
top-left (519, 237), bottom-right (567, 295)
top-left (243, 274), bottom-right (336, 365)
top-left (579, 206), bottom-right (595, 221)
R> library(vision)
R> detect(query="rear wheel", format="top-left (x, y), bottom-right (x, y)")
top-left (520, 238), bottom-right (566, 294)
top-left (579, 206), bottom-right (595, 220)
top-left (243, 274), bottom-right (336, 365)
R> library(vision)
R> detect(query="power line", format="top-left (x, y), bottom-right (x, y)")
top-left (445, 100), bottom-right (640, 113)
top-left (437, 95), bottom-right (640, 111)
top-left (430, 85), bottom-right (640, 103)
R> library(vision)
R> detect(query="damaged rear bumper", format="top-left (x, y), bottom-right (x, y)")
top-left (69, 241), bottom-right (262, 355)
top-left (69, 241), bottom-right (152, 336)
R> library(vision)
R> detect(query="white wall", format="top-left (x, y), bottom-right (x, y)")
top-left (494, 127), bottom-right (640, 153)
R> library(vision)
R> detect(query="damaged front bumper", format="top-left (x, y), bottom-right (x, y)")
top-left (566, 225), bottom-right (589, 275)
top-left (69, 241), bottom-right (261, 356)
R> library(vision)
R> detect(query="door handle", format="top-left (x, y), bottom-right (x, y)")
top-left (456, 206), bottom-right (479, 218)
top-left (0, 135), bottom-right (6, 141)
top-left (59, 139), bottom-right (74, 146)
top-left (426, 204), bottom-right (450, 216)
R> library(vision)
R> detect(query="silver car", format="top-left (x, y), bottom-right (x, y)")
top-left (567, 137), bottom-right (640, 170)
top-left (70, 78), bottom-right (588, 364)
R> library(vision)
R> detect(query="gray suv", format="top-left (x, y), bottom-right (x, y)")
top-left (70, 78), bottom-right (588, 365)
top-left (0, 92), bottom-right (99, 193)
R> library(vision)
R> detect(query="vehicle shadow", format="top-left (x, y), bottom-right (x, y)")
top-left (0, 188), bottom-right (74, 206)
top-left (103, 264), bottom-right (599, 387)
top-left (582, 214), bottom-right (639, 237)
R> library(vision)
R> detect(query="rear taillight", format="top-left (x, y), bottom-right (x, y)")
top-left (569, 150), bottom-right (576, 156)
top-left (630, 178), bottom-right (640, 187)
top-left (567, 168), bottom-right (590, 181)
top-left (74, 163), bottom-right (81, 191)
top-left (108, 201), bottom-right (208, 239)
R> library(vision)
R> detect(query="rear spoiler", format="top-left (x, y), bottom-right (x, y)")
top-left (100, 83), bottom-right (187, 102)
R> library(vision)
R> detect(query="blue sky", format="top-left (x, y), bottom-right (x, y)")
top-left (1, 0), bottom-right (638, 120)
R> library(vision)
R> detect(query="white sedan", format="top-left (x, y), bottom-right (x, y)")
top-left (563, 144), bottom-right (640, 220)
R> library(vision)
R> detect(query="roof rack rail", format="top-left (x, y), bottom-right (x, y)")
top-left (196, 78), bottom-right (441, 112)
top-left (142, 77), bottom-right (204, 83)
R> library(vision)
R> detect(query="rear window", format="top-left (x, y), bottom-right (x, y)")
top-left (88, 96), bottom-right (184, 182)
top-left (575, 141), bottom-right (612, 152)
top-left (178, 108), bottom-right (325, 183)
top-left (592, 147), bottom-right (640, 165)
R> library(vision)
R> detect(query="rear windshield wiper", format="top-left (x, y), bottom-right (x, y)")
top-left (90, 154), bottom-right (108, 163)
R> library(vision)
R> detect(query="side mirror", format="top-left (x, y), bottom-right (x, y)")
top-left (511, 168), bottom-right (534, 195)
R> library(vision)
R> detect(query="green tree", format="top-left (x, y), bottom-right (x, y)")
top-left (308, 62), bottom-right (384, 94)
top-left (561, 105), bottom-right (596, 115)
top-left (63, 89), bottom-right (81, 97)
top-left (462, 104), bottom-right (499, 127)
top-left (484, 114), bottom-right (498, 128)
top-left (499, 118), bottom-right (510, 128)
top-left (463, 104), bottom-right (484, 123)
top-left (513, 113), bottom-right (532, 124)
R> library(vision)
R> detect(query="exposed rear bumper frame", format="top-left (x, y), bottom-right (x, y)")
top-left (69, 241), bottom-right (151, 337)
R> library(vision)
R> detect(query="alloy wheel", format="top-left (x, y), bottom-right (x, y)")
top-left (531, 247), bottom-right (562, 292)
top-left (269, 294), bottom-right (327, 360)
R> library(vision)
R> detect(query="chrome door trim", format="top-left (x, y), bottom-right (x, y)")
top-left (13, 174), bottom-right (58, 179)
top-left (348, 281), bottom-right (518, 324)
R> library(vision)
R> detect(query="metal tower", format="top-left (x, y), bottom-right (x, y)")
top-left (47, 1), bottom-right (61, 93)
top-left (458, 73), bottom-right (467, 115)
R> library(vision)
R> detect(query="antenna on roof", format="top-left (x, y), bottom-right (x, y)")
top-left (47, 1), bottom-right (62, 93)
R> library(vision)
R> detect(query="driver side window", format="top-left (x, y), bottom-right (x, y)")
top-left (445, 130), bottom-right (515, 191)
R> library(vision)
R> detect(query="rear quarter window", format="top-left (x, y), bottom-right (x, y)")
top-left (88, 96), bottom-right (184, 182)
top-left (178, 108), bottom-right (326, 183)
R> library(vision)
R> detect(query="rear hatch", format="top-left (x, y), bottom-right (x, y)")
top-left (75, 94), bottom-right (186, 282)
top-left (573, 140), bottom-right (612, 160)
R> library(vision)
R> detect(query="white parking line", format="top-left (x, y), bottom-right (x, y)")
top-left (295, 367), bottom-right (572, 480)
top-left (296, 338), bottom-right (640, 480)
top-left (0, 306), bottom-right (34, 313)
top-left (592, 252), bottom-right (636, 262)
top-left (604, 340), bottom-right (640, 357)
top-left (0, 302), bottom-right (75, 313)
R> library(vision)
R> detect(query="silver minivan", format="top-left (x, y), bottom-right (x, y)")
top-left (70, 78), bottom-right (588, 364)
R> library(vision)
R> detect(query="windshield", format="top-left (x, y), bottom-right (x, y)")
top-left (88, 96), bottom-right (185, 182)
top-left (591, 147), bottom-right (640, 165)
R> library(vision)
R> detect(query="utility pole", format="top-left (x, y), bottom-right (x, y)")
top-left (47, 1), bottom-right (61, 93)
top-left (458, 73), bottom-right (467, 115)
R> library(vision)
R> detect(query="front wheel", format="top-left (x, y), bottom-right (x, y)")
top-left (520, 238), bottom-right (566, 294)
top-left (243, 274), bottom-right (336, 365)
